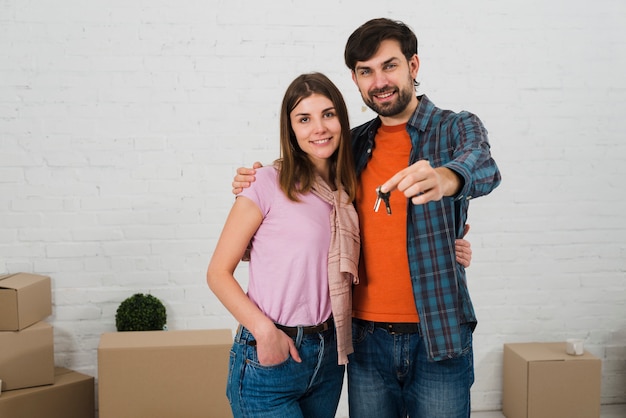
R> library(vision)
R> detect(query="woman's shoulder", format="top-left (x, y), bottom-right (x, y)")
top-left (240, 165), bottom-right (279, 198)
top-left (256, 165), bottom-right (279, 176)
top-left (252, 165), bottom-right (279, 185)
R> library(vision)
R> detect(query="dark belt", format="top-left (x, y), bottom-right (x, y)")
top-left (275, 317), bottom-right (334, 337)
top-left (245, 317), bottom-right (334, 346)
top-left (354, 317), bottom-right (419, 334)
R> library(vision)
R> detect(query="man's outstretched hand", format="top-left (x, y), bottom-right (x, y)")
top-left (380, 160), bottom-right (461, 205)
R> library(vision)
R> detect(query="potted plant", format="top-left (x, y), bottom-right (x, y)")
top-left (115, 293), bottom-right (167, 331)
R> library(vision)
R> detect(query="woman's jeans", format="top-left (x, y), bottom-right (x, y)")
top-left (226, 325), bottom-right (344, 418)
top-left (348, 320), bottom-right (474, 418)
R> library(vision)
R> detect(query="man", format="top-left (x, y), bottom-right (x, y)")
top-left (233, 18), bottom-right (500, 418)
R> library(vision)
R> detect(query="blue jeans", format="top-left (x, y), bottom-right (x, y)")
top-left (226, 325), bottom-right (345, 418)
top-left (348, 320), bottom-right (474, 418)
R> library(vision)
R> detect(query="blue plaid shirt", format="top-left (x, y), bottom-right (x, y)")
top-left (351, 95), bottom-right (501, 361)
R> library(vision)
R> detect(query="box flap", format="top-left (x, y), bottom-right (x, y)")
top-left (0, 273), bottom-right (50, 290)
top-left (0, 273), bottom-right (17, 282)
top-left (53, 367), bottom-right (95, 385)
top-left (54, 367), bottom-right (73, 377)
top-left (504, 342), bottom-right (597, 362)
top-left (0, 273), bottom-right (18, 289)
top-left (98, 329), bottom-right (233, 350)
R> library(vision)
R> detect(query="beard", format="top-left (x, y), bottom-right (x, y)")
top-left (362, 82), bottom-right (415, 117)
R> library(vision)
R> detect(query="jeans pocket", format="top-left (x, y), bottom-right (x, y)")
top-left (459, 323), bottom-right (475, 386)
top-left (246, 347), bottom-right (293, 370)
top-left (352, 320), bottom-right (369, 345)
top-left (459, 323), bottom-right (473, 356)
top-left (226, 350), bottom-right (236, 402)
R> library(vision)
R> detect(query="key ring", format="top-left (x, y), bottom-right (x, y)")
top-left (374, 186), bottom-right (392, 215)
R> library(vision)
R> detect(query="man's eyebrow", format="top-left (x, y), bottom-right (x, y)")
top-left (355, 57), bottom-right (400, 71)
top-left (382, 57), bottom-right (401, 65)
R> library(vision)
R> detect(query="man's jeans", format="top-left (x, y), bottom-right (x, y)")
top-left (348, 320), bottom-right (474, 418)
top-left (226, 325), bottom-right (344, 418)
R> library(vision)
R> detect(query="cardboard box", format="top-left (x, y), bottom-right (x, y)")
top-left (503, 342), bottom-right (601, 418)
top-left (0, 273), bottom-right (52, 331)
top-left (0, 321), bottom-right (55, 391)
top-left (98, 329), bottom-right (233, 418)
top-left (0, 367), bottom-right (95, 418)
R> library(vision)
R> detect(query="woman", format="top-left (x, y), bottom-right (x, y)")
top-left (207, 72), bottom-right (359, 418)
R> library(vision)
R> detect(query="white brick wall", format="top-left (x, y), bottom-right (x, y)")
top-left (1, 0), bottom-right (625, 415)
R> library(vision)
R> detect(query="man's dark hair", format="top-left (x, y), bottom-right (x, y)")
top-left (344, 18), bottom-right (418, 71)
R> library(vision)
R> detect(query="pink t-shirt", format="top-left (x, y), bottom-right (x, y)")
top-left (239, 166), bottom-right (332, 327)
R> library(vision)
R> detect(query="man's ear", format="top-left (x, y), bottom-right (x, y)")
top-left (410, 54), bottom-right (420, 80)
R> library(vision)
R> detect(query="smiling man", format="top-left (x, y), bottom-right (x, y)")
top-left (344, 18), bottom-right (501, 418)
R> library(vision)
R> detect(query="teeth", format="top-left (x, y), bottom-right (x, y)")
top-left (312, 138), bottom-right (330, 144)
top-left (376, 92), bottom-right (393, 99)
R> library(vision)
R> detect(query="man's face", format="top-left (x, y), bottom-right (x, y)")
top-left (351, 39), bottom-right (419, 120)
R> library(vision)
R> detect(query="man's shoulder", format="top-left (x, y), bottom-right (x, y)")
top-left (420, 95), bottom-right (482, 125)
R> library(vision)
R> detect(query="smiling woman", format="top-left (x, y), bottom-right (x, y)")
top-left (206, 73), bottom-right (359, 418)
top-left (291, 94), bottom-right (342, 182)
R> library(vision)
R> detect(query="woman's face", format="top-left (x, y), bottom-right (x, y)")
top-left (290, 93), bottom-right (341, 172)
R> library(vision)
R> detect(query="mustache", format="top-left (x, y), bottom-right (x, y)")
top-left (369, 87), bottom-right (396, 96)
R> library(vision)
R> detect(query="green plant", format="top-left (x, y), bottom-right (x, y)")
top-left (115, 293), bottom-right (167, 331)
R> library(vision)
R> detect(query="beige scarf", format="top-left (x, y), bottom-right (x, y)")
top-left (311, 177), bottom-right (360, 365)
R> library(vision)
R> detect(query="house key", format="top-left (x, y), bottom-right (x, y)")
top-left (374, 186), bottom-right (392, 215)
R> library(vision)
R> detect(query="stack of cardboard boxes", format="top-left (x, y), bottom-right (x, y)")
top-left (0, 273), bottom-right (95, 418)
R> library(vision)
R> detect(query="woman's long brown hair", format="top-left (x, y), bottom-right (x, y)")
top-left (276, 72), bottom-right (356, 203)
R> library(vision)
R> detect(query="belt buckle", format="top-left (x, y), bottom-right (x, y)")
top-left (386, 323), bottom-right (400, 334)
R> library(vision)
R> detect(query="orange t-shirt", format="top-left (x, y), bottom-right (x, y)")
top-left (353, 123), bottom-right (419, 323)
